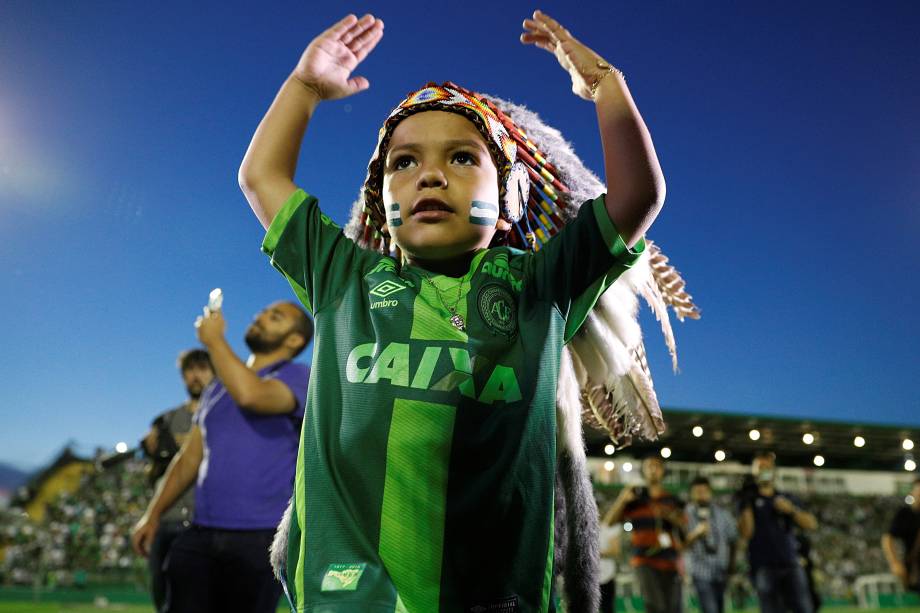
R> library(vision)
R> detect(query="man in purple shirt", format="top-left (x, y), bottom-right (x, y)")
top-left (132, 300), bottom-right (312, 613)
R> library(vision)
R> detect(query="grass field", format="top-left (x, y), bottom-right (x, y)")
top-left (2, 606), bottom-right (920, 613)
top-left (0, 605), bottom-right (290, 613)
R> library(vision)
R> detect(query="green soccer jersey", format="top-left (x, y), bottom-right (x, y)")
top-left (262, 188), bottom-right (644, 613)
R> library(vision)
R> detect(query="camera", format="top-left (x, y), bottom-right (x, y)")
top-left (736, 474), bottom-right (760, 510)
top-left (142, 415), bottom-right (180, 485)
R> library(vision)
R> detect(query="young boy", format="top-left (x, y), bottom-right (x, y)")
top-left (239, 11), bottom-right (665, 613)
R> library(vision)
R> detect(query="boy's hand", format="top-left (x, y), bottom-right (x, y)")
top-left (292, 14), bottom-right (384, 101)
top-left (521, 10), bottom-right (615, 101)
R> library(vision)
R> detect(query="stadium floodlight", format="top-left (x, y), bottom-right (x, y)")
top-left (714, 450), bottom-right (726, 462)
top-left (660, 447), bottom-right (672, 459)
top-left (623, 522), bottom-right (633, 532)
top-left (692, 425), bottom-right (704, 438)
top-left (802, 433), bottom-right (815, 445)
top-left (603, 460), bottom-right (615, 472)
top-left (749, 429), bottom-right (761, 441)
top-left (115, 442), bottom-right (128, 453)
top-left (622, 461), bottom-right (633, 473)
top-left (604, 444), bottom-right (615, 456)
top-left (903, 439), bottom-right (915, 451)
top-left (853, 436), bottom-right (866, 448)
top-left (813, 455), bottom-right (825, 467)
top-left (906, 459), bottom-right (917, 472)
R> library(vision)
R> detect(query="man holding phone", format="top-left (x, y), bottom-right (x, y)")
top-left (132, 296), bottom-right (312, 613)
top-left (606, 455), bottom-right (685, 613)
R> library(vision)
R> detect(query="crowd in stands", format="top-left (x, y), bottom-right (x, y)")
top-left (808, 495), bottom-right (901, 600)
top-left (0, 456), bottom-right (908, 604)
top-left (0, 457), bottom-right (148, 588)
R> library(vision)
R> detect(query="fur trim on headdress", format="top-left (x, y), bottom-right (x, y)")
top-left (270, 496), bottom-right (293, 581)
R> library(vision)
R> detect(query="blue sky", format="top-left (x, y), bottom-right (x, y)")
top-left (1, 0), bottom-right (918, 470)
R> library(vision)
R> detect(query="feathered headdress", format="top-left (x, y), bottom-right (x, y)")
top-left (346, 82), bottom-right (700, 448)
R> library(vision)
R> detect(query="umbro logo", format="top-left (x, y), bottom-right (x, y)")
top-left (369, 279), bottom-right (407, 299)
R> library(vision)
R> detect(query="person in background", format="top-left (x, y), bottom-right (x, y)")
top-left (684, 476), bottom-right (737, 613)
top-left (882, 477), bottom-right (920, 593)
top-left (598, 500), bottom-right (623, 613)
top-left (607, 455), bottom-right (685, 613)
top-left (140, 348), bottom-right (214, 612)
top-left (738, 451), bottom-right (817, 613)
top-left (132, 300), bottom-right (312, 613)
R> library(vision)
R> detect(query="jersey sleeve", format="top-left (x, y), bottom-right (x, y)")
top-left (524, 193), bottom-right (646, 342)
top-left (262, 188), bottom-right (377, 314)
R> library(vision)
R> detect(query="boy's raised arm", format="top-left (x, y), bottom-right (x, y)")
top-left (521, 11), bottom-right (665, 248)
top-left (239, 14), bottom-right (384, 229)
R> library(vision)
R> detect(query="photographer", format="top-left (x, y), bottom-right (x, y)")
top-left (606, 456), bottom-right (685, 613)
top-left (140, 348), bottom-right (214, 613)
top-left (738, 451), bottom-right (817, 613)
top-left (685, 476), bottom-right (737, 613)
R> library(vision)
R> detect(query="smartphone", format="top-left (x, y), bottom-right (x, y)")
top-left (208, 288), bottom-right (223, 312)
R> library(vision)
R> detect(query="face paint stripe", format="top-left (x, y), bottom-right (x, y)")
top-left (470, 200), bottom-right (499, 213)
top-left (387, 202), bottom-right (403, 227)
top-left (469, 200), bottom-right (499, 226)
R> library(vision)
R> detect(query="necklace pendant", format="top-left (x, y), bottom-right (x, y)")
top-left (449, 313), bottom-right (466, 331)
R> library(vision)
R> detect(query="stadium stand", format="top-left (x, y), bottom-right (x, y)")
top-left (2, 409), bottom-right (918, 610)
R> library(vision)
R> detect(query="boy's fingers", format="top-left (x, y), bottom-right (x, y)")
top-left (533, 11), bottom-right (571, 41)
top-left (347, 20), bottom-right (383, 51)
top-left (351, 27), bottom-right (384, 62)
top-left (340, 14), bottom-right (377, 44)
top-left (348, 76), bottom-right (370, 93)
top-left (521, 32), bottom-right (551, 44)
top-left (522, 19), bottom-right (550, 36)
top-left (325, 14), bottom-right (358, 38)
top-left (520, 32), bottom-right (554, 52)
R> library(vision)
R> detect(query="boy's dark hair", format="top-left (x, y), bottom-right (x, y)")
top-left (690, 476), bottom-right (711, 489)
top-left (753, 450), bottom-right (777, 461)
top-left (177, 348), bottom-right (212, 372)
top-left (287, 303), bottom-right (314, 358)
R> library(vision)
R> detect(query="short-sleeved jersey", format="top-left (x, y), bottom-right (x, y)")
top-left (192, 360), bottom-right (309, 530)
top-left (263, 188), bottom-right (644, 613)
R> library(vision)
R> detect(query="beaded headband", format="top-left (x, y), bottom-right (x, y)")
top-left (360, 82), bottom-right (572, 253)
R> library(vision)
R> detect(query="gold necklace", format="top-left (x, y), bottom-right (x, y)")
top-left (419, 272), bottom-right (467, 331)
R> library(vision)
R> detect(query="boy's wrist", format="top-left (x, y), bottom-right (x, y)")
top-left (288, 75), bottom-right (323, 107)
